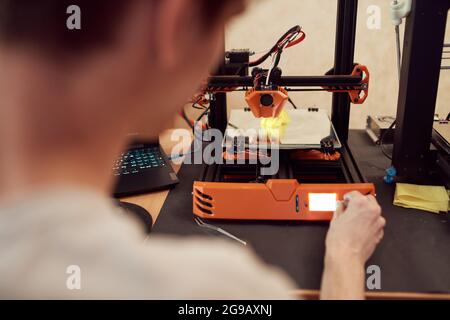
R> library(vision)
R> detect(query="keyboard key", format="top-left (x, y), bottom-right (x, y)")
top-left (113, 146), bottom-right (167, 176)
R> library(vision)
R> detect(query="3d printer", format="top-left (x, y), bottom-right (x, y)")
top-left (185, 23), bottom-right (375, 222)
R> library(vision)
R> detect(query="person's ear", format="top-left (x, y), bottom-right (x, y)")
top-left (154, 0), bottom-right (190, 69)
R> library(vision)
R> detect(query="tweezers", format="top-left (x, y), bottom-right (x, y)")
top-left (194, 217), bottom-right (247, 246)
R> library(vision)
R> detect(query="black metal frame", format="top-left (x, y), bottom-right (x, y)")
top-left (432, 129), bottom-right (450, 188)
top-left (206, 0), bottom-right (365, 184)
top-left (331, 0), bottom-right (363, 183)
top-left (393, 0), bottom-right (450, 182)
top-left (207, 74), bottom-right (363, 88)
top-left (332, 0), bottom-right (358, 142)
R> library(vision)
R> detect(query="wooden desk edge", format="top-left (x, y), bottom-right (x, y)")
top-left (294, 289), bottom-right (450, 300)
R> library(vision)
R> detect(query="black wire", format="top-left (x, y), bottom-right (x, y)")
top-left (379, 120), bottom-right (396, 160)
top-left (273, 50), bottom-right (282, 69)
top-left (172, 106), bottom-right (209, 160)
top-left (249, 25), bottom-right (301, 67)
top-left (181, 99), bottom-right (210, 140)
top-left (193, 106), bottom-right (211, 142)
top-left (191, 95), bottom-right (207, 110)
top-left (266, 51), bottom-right (282, 85)
top-left (196, 105), bottom-right (210, 124)
top-left (288, 97), bottom-right (298, 109)
top-left (378, 23), bottom-right (402, 161)
top-left (192, 104), bottom-right (207, 110)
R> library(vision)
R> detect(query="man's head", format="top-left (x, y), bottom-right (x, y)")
top-left (0, 0), bottom-right (245, 142)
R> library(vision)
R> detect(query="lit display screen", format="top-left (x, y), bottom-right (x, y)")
top-left (308, 193), bottom-right (338, 212)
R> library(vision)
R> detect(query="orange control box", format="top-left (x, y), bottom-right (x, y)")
top-left (193, 179), bottom-right (375, 221)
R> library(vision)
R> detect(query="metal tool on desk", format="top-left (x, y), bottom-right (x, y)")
top-left (194, 217), bottom-right (247, 246)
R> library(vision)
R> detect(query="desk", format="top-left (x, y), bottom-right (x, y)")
top-left (125, 130), bottom-right (450, 299)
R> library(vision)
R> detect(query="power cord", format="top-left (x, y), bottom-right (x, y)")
top-left (379, 120), bottom-right (396, 160)
top-left (380, 0), bottom-right (410, 160)
top-left (288, 97), bottom-right (298, 109)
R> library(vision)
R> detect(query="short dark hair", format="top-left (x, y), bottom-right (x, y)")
top-left (0, 0), bottom-right (134, 54)
top-left (0, 0), bottom-right (231, 55)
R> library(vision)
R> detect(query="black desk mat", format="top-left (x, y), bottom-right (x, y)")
top-left (153, 131), bottom-right (450, 294)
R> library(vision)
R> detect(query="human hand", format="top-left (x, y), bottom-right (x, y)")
top-left (325, 191), bottom-right (386, 266)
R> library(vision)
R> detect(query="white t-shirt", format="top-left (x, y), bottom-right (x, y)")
top-left (0, 187), bottom-right (296, 299)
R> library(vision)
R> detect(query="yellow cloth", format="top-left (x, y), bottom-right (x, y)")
top-left (260, 110), bottom-right (291, 140)
top-left (394, 183), bottom-right (450, 214)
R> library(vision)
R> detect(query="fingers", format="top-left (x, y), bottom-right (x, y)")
top-left (344, 192), bottom-right (377, 205)
top-left (372, 216), bottom-right (386, 243)
top-left (333, 201), bottom-right (345, 220)
top-left (375, 228), bottom-right (385, 244)
top-left (344, 192), bottom-right (382, 218)
top-left (344, 191), bottom-right (369, 214)
top-left (366, 194), bottom-right (378, 205)
top-left (378, 216), bottom-right (386, 228)
top-left (344, 191), bottom-right (370, 208)
top-left (343, 191), bottom-right (364, 202)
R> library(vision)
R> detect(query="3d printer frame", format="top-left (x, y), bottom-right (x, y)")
top-left (393, 0), bottom-right (450, 186)
top-left (193, 0), bottom-right (376, 221)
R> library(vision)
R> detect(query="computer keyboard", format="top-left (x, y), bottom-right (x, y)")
top-left (113, 146), bottom-right (166, 176)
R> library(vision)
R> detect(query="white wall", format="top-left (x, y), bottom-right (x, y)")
top-left (225, 0), bottom-right (450, 129)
